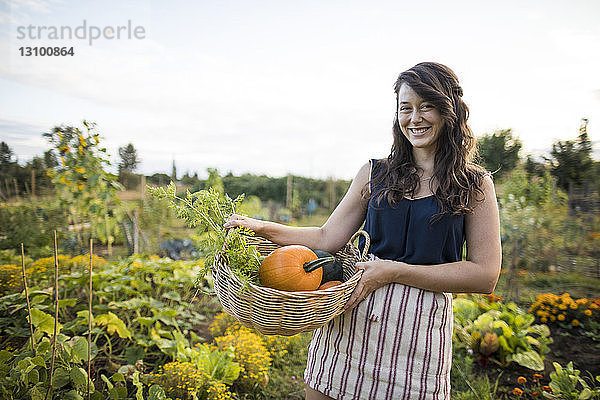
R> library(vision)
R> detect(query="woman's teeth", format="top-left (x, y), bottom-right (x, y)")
top-left (410, 127), bottom-right (430, 134)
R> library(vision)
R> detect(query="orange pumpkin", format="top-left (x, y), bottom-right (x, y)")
top-left (259, 245), bottom-right (334, 291)
top-left (318, 280), bottom-right (343, 290)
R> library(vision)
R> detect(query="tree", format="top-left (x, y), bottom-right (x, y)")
top-left (118, 143), bottom-right (140, 174)
top-left (0, 142), bottom-right (14, 166)
top-left (43, 149), bottom-right (58, 169)
top-left (549, 118), bottom-right (594, 192)
top-left (477, 129), bottom-right (522, 179)
top-left (171, 159), bottom-right (177, 181)
top-left (206, 168), bottom-right (224, 194)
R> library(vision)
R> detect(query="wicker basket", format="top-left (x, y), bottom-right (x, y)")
top-left (211, 230), bottom-right (370, 336)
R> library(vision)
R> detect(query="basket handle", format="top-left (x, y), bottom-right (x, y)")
top-left (348, 230), bottom-right (370, 261)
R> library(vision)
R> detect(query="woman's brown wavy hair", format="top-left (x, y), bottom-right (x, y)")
top-left (370, 62), bottom-right (487, 218)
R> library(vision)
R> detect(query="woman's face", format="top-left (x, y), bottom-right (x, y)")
top-left (397, 83), bottom-right (444, 152)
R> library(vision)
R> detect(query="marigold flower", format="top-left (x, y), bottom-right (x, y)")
top-left (541, 317), bottom-right (548, 323)
top-left (558, 314), bottom-right (565, 321)
top-left (533, 373), bottom-right (543, 380)
top-left (542, 385), bottom-right (552, 393)
top-left (572, 319), bottom-right (580, 326)
top-left (532, 391), bottom-right (540, 396)
top-left (517, 376), bottom-right (527, 384)
top-left (584, 309), bottom-right (592, 317)
top-left (512, 387), bottom-right (523, 396)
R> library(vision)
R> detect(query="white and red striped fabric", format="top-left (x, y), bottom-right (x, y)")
top-left (304, 277), bottom-right (453, 399)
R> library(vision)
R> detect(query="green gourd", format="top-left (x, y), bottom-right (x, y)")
top-left (313, 250), bottom-right (344, 285)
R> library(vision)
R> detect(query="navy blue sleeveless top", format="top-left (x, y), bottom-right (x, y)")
top-left (358, 159), bottom-right (465, 265)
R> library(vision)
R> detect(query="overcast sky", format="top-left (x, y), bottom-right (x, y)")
top-left (1, 0), bottom-right (599, 179)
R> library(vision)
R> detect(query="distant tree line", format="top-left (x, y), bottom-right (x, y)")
top-left (2, 117), bottom-right (598, 212)
top-left (476, 119), bottom-right (599, 212)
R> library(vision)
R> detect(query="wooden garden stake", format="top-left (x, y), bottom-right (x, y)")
top-left (20, 243), bottom-right (35, 356)
top-left (44, 231), bottom-right (60, 400)
top-left (88, 239), bottom-right (93, 400)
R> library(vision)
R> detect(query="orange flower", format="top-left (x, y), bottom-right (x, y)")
top-left (542, 386), bottom-right (552, 393)
top-left (517, 376), bottom-right (527, 384)
top-left (584, 309), bottom-right (592, 317)
top-left (532, 391), bottom-right (540, 397)
top-left (572, 319), bottom-right (580, 326)
top-left (512, 387), bottom-right (524, 396)
top-left (532, 373), bottom-right (543, 380)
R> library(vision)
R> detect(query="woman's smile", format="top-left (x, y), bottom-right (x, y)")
top-left (409, 127), bottom-right (432, 136)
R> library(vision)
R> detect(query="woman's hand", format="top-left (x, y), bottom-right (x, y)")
top-left (223, 214), bottom-right (266, 234)
top-left (343, 258), bottom-right (399, 312)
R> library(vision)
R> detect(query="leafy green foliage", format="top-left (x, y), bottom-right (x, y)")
top-left (477, 128), bottom-right (522, 179)
top-left (453, 295), bottom-right (552, 371)
top-left (147, 182), bottom-right (261, 285)
top-left (544, 362), bottom-right (600, 399)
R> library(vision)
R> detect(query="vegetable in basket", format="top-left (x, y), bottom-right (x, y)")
top-left (313, 249), bottom-right (344, 285)
top-left (259, 245), bottom-right (335, 291)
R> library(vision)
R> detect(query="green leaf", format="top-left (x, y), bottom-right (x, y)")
top-left (111, 372), bottom-right (125, 382)
top-left (132, 371), bottom-right (144, 400)
top-left (162, 291), bottom-right (181, 301)
top-left (148, 385), bottom-right (168, 400)
top-left (579, 388), bottom-right (593, 400)
top-left (94, 312), bottom-right (132, 339)
top-left (498, 335), bottom-right (513, 352)
top-left (512, 350), bottom-right (545, 371)
top-left (28, 368), bottom-right (39, 384)
top-left (70, 366), bottom-right (88, 390)
top-left (58, 298), bottom-right (78, 308)
top-left (125, 346), bottom-right (145, 364)
top-left (101, 374), bottom-right (114, 391)
top-left (53, 367), bottom-right (71, 389)
top-left (109, 386), bottom-right (127, 399)
top-left (134, 317), bottom-right (154, 327)
top-left (0, 350), bottom-right (12, 364)
top-left (28, 386), bottom-right (44, 400)
top-left (64, 390), bottom-right (84, 400)
top-left (31, 356), bottom-right (45, 367)
top-left (30, 308), bottom-right (62, 336)
top-left (69, 336), bottom-right (88, 362)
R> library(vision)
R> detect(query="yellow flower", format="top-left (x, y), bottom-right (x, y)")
top-left (541, 317), bottom-right (548, 323)
top-left (517, 376), bottom-right (527, 384)
top-left (570, 303), bottom-right (578, 310)
top-left (550, 315), bottom-right (556, 322)
top-left (584, 309), bottom-right (592, 317)
top-left (512, 387), bottom-right (523, 396)
top-left (572, 319), bottom-right (580, 326)
top-left (558, 314), bottom-right (565, 321)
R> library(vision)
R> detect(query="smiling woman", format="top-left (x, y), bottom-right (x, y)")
top-left (225, 62), bottom-right (501, 400)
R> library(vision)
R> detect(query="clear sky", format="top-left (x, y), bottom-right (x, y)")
top-left (1, 0), bottom-right (599, 179)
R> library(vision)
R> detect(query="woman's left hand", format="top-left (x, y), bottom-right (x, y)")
top-left (343, 258), bottom-right (399, 312)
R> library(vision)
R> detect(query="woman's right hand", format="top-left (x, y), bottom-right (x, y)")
top-left (223, 214), bottom-right (266, 234)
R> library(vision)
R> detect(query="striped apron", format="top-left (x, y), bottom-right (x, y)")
top-left (304, 267), bottom-right (453, 400)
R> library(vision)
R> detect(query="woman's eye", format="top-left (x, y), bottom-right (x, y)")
top-left (421, 104), bottom-right (434, 110)
top-left (399, 107), bottom-right (411, 112)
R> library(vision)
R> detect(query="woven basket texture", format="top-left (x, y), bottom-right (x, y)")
top-left (212, 230), bottom-right (370, 336)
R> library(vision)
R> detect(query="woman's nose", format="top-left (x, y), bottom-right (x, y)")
top-left (410, 109), bottom-right (423, 123)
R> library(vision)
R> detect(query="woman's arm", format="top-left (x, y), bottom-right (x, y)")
top-left (224, 162), bottom-right (371, 254)
top-left (344, 175), bottom-right (501, 310)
